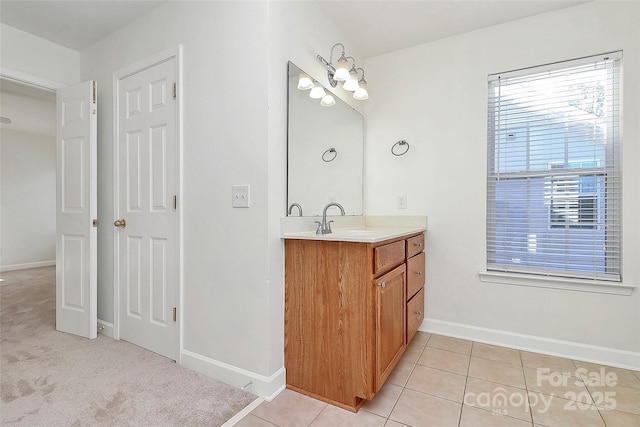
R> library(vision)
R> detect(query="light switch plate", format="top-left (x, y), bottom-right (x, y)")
top-left (232, 185), bottom-right (250, 208)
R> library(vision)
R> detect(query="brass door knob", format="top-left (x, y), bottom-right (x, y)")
top-left (113, 219), bottom-right (127, 228)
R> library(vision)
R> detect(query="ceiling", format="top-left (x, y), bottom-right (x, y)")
top-left (0, 0), bottom-right (589, 57)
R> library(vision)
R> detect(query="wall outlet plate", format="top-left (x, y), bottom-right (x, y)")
top-left (232, 185), bottom-right (250, 208)
top-left (397, 194), bottom-right (407, 209)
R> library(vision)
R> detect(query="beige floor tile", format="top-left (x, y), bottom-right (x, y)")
top-left (401, 340), bottom-right (425, 364)
top-left (389, 388), bottom-right (462, 427)
top-left (250, 389), bottom-right (326, 427)
top-left (361, 382), bottom-right (403, 418)
top-left (386, 360), bottom-right (415, 387)
top-left (521, 352), bottom-right (576, 373)
top-left (599, 408), bottom-right (640, 426)
top-left (405, 364), bottom-right (467, 402)
top-left (591, 384), bottom-right (640, 415)
top-left (412, 331), bottom-right (431, 346)
top-left (460, 405), bottom-right (533, 427)
top-left (573, 360), bottom-right (640, 390)
top-left (235, 414), bottom-right (279, 427)
top-left (309, 404), bottom-right (386, 427)
top-left (524, 367), bottom-right (593, 404)
top-left (427, 334), bottom-right (473, 355)
top-left (529, 393), bottom-right (605, 427)
top-left (473, 342), bottom-right (522, 366)
top-left (464, 377), bottom-right (532, 422)
top-left (384, 420), bottom-right (409, 427)
top-left (418, 347), bottom-right (470, 375)
top-left (469, 356), bottom-right (526, 389)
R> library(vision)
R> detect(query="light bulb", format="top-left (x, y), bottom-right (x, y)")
top-left (320, 94), bottom-right (335, 107)
top-left (297, 72), bottom-right (313, 90)
top-left (333, 55), bottom-right (349, 81)
top-left (353, 81), bottom-right (369, 100)
top-left (343, 76), bottom-right (359, 92)
top-left (309, 84), bottom-right (326, 99)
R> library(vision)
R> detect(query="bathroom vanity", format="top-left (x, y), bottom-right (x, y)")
top-left (283, 220), bottom-right (425, 412)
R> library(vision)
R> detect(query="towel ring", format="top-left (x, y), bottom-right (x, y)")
top-left (322, 148), bottom-right (338, 162)
top-left (391, 140), bottom-right (410, 156)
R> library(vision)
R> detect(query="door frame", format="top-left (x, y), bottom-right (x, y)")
top-left (112, 46), bottom-right (183, 362)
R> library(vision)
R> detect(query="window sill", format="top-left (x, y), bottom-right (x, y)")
top-left (478, 271), bottom-right (635, 296)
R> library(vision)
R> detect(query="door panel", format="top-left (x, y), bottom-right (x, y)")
top-left (56, 80), bottom-right (97, 339)
top-left (116, 57), bottom-right (178, 360)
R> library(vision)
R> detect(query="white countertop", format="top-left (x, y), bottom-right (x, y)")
top-left (280, 215), bottom-right (427, 243)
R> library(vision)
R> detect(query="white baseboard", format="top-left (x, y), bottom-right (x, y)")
top-left (420, 318), bottom-right (640, 371)
top-left (0, 260), bottom-right (55, 272)
top-left (181, 349), bottom-right (286, 401)
top-left (97, 319), bottom-right (115, 338)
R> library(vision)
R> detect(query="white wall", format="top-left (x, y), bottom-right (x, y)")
top-left (0, 23), bottom-right (80, 85)
top-left (77, 0), bottom-right (362, 398)
top-left (0, 128), bottom-right (56, 270)
top-left (364, 1), bottom-right (640, 368)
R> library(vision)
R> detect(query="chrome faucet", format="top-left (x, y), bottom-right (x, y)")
top-left (315, 202), bottom-right (345, 235)
top-left (288, 203), bottom-right (303, 216)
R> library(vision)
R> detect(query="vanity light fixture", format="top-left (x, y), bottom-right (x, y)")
top-left (317, 43), bottom-right (369, 100)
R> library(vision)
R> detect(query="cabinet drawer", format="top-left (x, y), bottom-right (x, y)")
top-left (406, 252), bottom-right (425, 300)
top-left (374, 240), bottom-right (405, 275)
top-left (407, 288), bottom-right (425, 343)
top-left (406, 234), bottom-right (424, 259)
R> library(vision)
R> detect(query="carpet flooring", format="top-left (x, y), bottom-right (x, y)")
top-left (0, 266), bottom-right (256, 426)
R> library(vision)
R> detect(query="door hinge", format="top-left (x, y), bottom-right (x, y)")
top-left (92, 219), bottom-right (99, 227)
top-left (172, 82), bottom-right (176, 99)
top-left (92, 81), bottom-right (97, 104)
top-left (173, 307), bottom-right (177, 322)
top-left (173, 195), bottom-right (177, 210)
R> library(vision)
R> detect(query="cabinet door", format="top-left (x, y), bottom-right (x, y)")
top-left (374, 264), bottom-right (406, 391)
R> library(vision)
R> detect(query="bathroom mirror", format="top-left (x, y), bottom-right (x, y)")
top-left (287, 61), bottom-right (364, 216)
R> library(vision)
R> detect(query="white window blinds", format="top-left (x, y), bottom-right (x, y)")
top-left (486, 52), bottom-right (622, 282)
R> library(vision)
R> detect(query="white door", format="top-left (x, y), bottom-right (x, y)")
top-left (56, 80), bottom-right (98, 339)
top-left (115, 57), bottom-right (178, 360)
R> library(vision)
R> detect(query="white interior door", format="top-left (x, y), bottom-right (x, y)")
top-left (55, 80), bottom-right (98, 339)
top-left (115, 56), bottom-right (178, 360)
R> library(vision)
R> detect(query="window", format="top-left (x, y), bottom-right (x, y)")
top-left (486, 52), bottom-right (621, 282)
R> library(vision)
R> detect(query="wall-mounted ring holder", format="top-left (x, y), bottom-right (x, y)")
top-left (322, 148), bottom-right (338, 162)
top-left (391, 140), bottom-right (410, 156)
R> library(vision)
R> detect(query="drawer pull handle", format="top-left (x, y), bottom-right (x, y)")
top-left (416, 271), bottom-right (422, 275)
top-left (415, 311), bottom-right (423, 316)
top-left (379, 282), bottom-right (386, 289)
top-left (415, 242), bottom-right (423, 247)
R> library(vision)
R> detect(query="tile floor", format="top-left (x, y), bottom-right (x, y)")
top-left (235, 333), bottom-right (640, 427)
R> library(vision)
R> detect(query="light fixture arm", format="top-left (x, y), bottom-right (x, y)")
top-left (356, 67), bottom-right (367, 82)
top-left (329, 43), bottom-right (345, 64)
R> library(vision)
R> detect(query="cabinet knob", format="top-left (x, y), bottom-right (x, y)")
top-left (379, 282), bottom-right (386, 289)
top-left (415, 311), bottom-right (423, 316)
top-left (415, 242), bottom-right (423, 247)
top-left (416, 271), bottom-right (422, 275)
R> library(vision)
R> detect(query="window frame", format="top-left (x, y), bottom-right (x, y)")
top-left (485, 52), bottom-right (623, 286)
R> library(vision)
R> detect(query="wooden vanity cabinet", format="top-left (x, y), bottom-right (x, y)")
top-left (284, 232), bottom-right (425, 412)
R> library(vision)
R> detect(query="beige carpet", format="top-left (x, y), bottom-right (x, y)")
top-left (0, 266), bottom-right (256, 426)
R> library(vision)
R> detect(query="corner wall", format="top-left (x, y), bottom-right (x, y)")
top-left (364, 1), bottom-right (640, 368)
